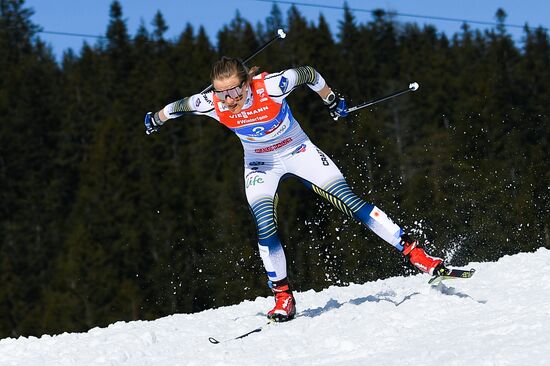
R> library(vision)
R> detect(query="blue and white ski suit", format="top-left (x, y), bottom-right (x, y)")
top-left (162, 66), bottom-right (405, 282)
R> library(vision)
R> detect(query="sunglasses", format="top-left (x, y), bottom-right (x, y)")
top-left (213, 80), bottom-right (246, 101)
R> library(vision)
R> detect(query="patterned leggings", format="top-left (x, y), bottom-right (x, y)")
top-left (245, 139), bottom-right (404, 282)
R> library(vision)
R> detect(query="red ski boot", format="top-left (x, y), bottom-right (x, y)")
top-left (401, 235), bottom-right (444, 275)
top-left (267, 279), bottom-right (296, 322)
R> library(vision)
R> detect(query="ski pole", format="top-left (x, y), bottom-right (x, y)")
top-left (242, 29), bottom-right (286, 65)
top-left (200, 29), bottom-right (287, 94)
top-left (345, 82), bottom-right (420, 114)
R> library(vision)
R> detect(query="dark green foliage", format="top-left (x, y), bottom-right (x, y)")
top-left (0, 0), bottom-right (548, 338)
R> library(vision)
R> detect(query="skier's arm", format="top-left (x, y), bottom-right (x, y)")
top-left (265, 66), bottom-right (347, 120)
top-left (265, 66), bottom-right (327, 100)
top-left (144, 93), bottom-right (218, 134)
top-left (160, 93), bottom-right (217, 121)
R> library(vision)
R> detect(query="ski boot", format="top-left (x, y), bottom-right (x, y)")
top-left (267, 278), bottom-right (296, 322)
top-left (401, 234), bottom-right (445, 275)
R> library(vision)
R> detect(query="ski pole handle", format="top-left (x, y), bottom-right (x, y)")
top-left (345, 82), bottom-right (420, 114)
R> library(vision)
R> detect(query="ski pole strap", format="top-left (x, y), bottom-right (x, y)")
top-left (345, 82), bottom-right (420, 114)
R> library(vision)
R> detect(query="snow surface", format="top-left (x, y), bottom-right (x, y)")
top-left (1, 248), bottom-right (549, 366)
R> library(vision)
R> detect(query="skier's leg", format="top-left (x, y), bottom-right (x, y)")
top-left (248, 194), bottom-right (287, 282)
top-left (244, 158), bottom-right (287, 282)
top-left (313, 179), bottom-right (443, 274)
top-left (285, 140), bottom-right (443, 274)
top-left (244, 157), bottom-right (296, 321)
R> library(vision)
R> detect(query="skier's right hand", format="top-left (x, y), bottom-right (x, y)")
top-left (144, 111), bottom-right (164, 135)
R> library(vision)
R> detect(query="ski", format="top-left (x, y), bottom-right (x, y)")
top-left (209, 320), bottom-right (274, 344)
top-left (429, 268), bottom-right (476, 285)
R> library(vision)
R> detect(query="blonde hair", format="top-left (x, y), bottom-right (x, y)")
top-left (210, 56), bottom-right (259, 84)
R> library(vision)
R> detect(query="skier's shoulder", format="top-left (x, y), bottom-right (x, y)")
top-left (262, 69), bottom-right (297, 96)
top-left (189, 91), bottom-right (216, 113)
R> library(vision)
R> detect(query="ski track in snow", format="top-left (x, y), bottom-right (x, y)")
top-left (1, 248), bottom-right (549, 366)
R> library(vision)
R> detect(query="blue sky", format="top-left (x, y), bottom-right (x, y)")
top-left (26, 0), bottom-right (550, 59)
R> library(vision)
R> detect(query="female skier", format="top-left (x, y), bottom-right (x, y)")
top-left (144, 57), bottom-right (446, 322)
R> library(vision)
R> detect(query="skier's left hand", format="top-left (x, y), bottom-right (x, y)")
top-left (324, 91), bottom-right (348, 121)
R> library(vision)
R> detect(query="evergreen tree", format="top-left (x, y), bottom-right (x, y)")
top-left (152, 10), bottom-right (168, 42)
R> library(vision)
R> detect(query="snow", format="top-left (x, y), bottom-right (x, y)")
top-left (2, 248), bottom-right (550, 366)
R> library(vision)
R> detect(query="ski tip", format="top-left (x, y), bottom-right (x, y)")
top-left (208, 337), bottom-right (220, 344)
top-left (462, 268), bottom-right (476, 278)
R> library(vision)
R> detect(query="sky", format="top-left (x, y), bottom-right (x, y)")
top-left (1, 248), bottom-right (549, 364)
top-left (25, 0), bottom-right (550, 60)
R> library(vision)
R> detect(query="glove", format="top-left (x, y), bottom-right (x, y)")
top-left (144, 111), bottom-right (164, 135)
top-left (323, 91), bottom-right (348, 121)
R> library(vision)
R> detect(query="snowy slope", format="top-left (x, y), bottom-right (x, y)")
top-left (1, 248), bottom-right (549, 366)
